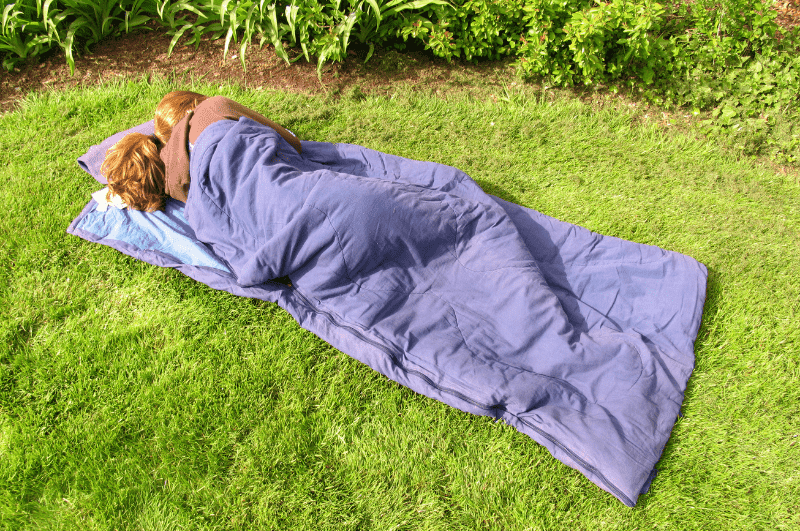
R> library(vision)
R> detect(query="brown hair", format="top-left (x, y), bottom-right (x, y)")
top-left (101, 91), bottom-right (208, 211)
top-left (154, 90), bottom-right (208, 145)
top-left (102, 133), bottom-right (167, 212)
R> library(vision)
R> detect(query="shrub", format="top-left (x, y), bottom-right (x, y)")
top-left (404, 0), bottom-right (526, 61)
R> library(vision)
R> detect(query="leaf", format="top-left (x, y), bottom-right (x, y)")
top-left (364, 0), bottom-right (381, 29)
top-left (2, 4), bottom-right (16, 32)
top-left (63, 18), bottom-right (90, 75)
top-left (316, 47), bottom-right (327, 80)
top-left (384, 0), bottom-right (450, 18)
top-left (223, 25), bottom-right (234, 59)
top-left (721, 105), bottom-right (738, 121)
top-left (239, 38), bottom-right (248, 69)
top-left (339, 11), bottom-right (357, 52)
top-left (300, 40), bottom-right (309, 62)
top-left (641, 65), bottom-right (653, 84)
top-left (169, 2), bottom-right (206, 20)
top-left (263, 3), bottom-right (289, 64)
top-left (167, 22), bottom-right (193, 55)
top-left (285, 3), bottom-right (298, 44)
top-left (124, 13), bottom-right (151, 32)
top-left (220, 0), bottom-right (233, 26)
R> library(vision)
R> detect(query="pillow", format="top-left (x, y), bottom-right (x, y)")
top-left (68, 191), bottom-right (231, 272)
top-left (70, 121), bottom-right (287, 297)
top-left (71, 119), bottom-right (231, 272)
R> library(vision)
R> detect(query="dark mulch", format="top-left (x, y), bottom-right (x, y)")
top-left (0, 22), bottom-right (514, 115)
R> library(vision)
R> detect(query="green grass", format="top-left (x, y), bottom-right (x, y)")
top-left (0, 79), bottom-right (798, 530)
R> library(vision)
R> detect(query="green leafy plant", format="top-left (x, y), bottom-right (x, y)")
top-left (515, 0), bottom-right (669, 85)
top-left (53, 0), bottom-right (153, 73)
top-left (354, 0), bottom-right (451, 62)
top-left (1, 0), bottom-right (53, 70)
top-left (433, 0), bottom-right (526, 61)
top-left (515, 0), bottom-right (593, 85)
top-left (511, 0), bottom-right (799, 162)
top-left (162, 0), bottom-right (231, 59)
top-left (653, 0), bottom-right (800, 161)
top-left (311, 5), bottom-right (358, 77)
top-left (564, 0), bottom-right (667, 84)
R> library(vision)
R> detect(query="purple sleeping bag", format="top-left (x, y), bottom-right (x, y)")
top-left (70, 118), bottom-right (707, 506)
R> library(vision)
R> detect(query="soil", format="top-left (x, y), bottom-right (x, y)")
top-left (1, 2), bottom-right (799, 115)
top-left (0, 22), bottom-right (515, 115)
top-left (774, 0), bottom-right (800, 33)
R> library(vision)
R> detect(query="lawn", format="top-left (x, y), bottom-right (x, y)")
top-left (0, 79), bottom-right (798, 530)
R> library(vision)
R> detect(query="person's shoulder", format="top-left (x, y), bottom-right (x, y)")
top-left (197, 95), bottom-right (234, 110)
top-left (206, 95), bottom-right (233, 104)
top-left (190, 96), bottom-right (236, 123)
top-left (200, 95), bottom-right (251, 116)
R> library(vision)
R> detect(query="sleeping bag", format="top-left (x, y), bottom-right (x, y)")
top-left (170, 116), bottom-right (707, 506)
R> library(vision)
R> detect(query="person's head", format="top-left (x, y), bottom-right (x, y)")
top-left (101, 91), bottom-right (208, 211)
top-left (101, 133), bottom-right (166, 211)
top-left (154, 90), bottom-right (208, 145)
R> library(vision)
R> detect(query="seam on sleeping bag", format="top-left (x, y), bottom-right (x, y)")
top-left (447, 198), bottom-right (541, 274)
top-left (591, 329), bottom-right (646, 392)
top-left (290, 285), bottom-right (635, 506)
top-left (565, 257), bottom-right (671, 266)
top-left (307, 202), bottom-right (355, 284)
top-left (295, 281), bottom-right (593, 408)
top-left (633, 325), bottom-right (694, 369)
top-left (514, 415), bottom-right (637, 507)
top-left (570, 299), bottom-right (684, 384)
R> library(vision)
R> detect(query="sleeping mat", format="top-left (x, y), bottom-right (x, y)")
top-left (69, 117), bottom-right (707, 506)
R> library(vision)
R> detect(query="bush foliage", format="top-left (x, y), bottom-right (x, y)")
top-left (2, 0), bottom-right (799, 161)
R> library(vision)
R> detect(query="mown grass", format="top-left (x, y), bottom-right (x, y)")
top-left (0, 79), bottom-right (798, 530)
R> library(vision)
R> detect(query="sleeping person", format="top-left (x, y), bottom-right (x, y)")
top-left (97, 91), bottom-right (706, 506)
top-left (102, 91), bottom-right (301, 211)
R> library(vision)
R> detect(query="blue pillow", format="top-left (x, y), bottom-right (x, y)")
top-left (70, 122), bottom-right (288, 299)
top-left (68, 194), bottom-right (232, 272)
top-left (70, 122), bottom-right (246, 277)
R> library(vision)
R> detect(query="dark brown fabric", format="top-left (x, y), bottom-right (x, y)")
top-left (161, 111), bottom-right (193, 203)
top-left (160, 96), bottom-right (301, 203)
